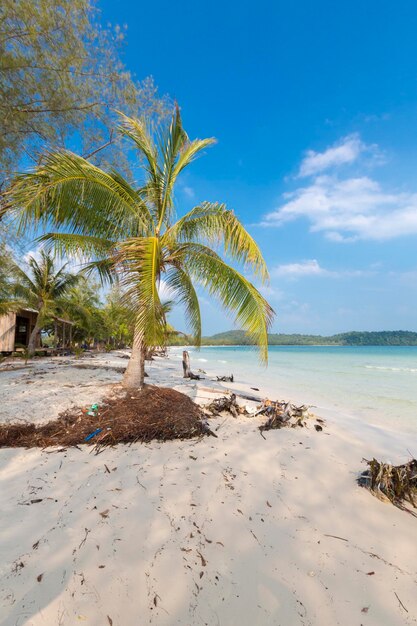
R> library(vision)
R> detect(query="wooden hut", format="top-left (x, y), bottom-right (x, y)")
top-left (0, 308), bottom-right (74, 353)
top-left (0, 308), bottom-right (38, 352)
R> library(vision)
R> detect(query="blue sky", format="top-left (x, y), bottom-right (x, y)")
top-left (98, 0), bottom-right (417, 335)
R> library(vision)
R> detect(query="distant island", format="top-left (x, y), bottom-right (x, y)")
top-left (168, 330), bottom-right (417, 346)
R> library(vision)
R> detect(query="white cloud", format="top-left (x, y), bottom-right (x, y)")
top-left (23, 247), bottom-right (44, 267)
top-left (183, 186), bottom-right (195, 198)
top-left (298, 134), bottom-right (366, 177)
top-left (257, 284), bottom-right (286, 301)
top-left (263, 133), bottom-right (417, 242)
top-left (265, 174), bottom-right (417, 241)
top-left (272, 259), bottom-right (371, 279)
top-left (273, 259), bottom-right (330, 277)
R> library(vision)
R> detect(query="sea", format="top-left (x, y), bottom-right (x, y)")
top-left (170, 345), bottom-right (417, 436)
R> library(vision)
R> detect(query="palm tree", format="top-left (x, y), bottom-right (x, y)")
top-left (101, 286), bottom-right (134, 348)
top-left (56, 278), bottom-right (106, 346)
top-left (12, 250), bottom-right (80, 354)
top-left (8, 107), bottom-right (274, 386)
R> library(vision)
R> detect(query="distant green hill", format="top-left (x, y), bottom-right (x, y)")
top-left (168, 330), bottom-right (417, 346)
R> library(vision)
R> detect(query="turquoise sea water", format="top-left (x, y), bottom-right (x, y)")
top-left (170, 345), bottom-right (417, 434)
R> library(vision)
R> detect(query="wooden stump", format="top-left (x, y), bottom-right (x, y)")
top-left (182, 350), bottom-right (191, 378)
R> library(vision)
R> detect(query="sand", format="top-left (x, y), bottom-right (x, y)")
top-left (0, 351), bottom-right (416, 626)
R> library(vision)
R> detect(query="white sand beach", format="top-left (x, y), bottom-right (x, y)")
top-left (0, 352), bottom-right (416, 626)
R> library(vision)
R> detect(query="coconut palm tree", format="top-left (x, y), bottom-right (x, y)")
top-left (55, 278), bottom-right (106, 346)
top-left (12, 250), bottom-right (80, 354)
top-left (100, 286), bottom-right (134, 348)
top-left (8, 107), bottom-right (274, 386)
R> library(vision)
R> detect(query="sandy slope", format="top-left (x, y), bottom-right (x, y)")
top-left (0, 352), bottom-right (416, 626)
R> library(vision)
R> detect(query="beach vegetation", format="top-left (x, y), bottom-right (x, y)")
top-left (0, 0), bottom-right (168, 181)
top-left (0, 246), bottom-right (19, 315)
top-left (10, 249), bottom-right (81, 354)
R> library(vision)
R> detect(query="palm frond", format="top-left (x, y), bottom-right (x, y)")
top-left (82, 259), bottom-right (117, 285)
top-left (0, 299), bottom-right (22, 316)
top-left (117, 112), bottom-right (161, 185)
top-left (11, 264), bottom-right (37, 296)
top-left (12, 281), bottom-right (37, 304)
top-left (118, 236), bottom-right (166, 347)
top-left (155, 106), bottom-right (187, 228)
top-left (8, 151), bottom-right (151, 239)
top-left (172, 138), bottom-right (216, 182)
top-left (158, 108), bottom-right (215, 229)
top-left (164, 266), bottom-right (202, 345)
top-left (180, 246), bottom-right (274, 362)
top-left (52, 272), bottom-right (82, 299)
top-left (166, 202), bottom-right (269, 281)
top-left (38, 232), bottom-right (116, 261)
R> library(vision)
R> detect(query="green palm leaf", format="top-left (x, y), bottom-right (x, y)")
top-left (9, 151), bottom-right (151, 239)
top-left (38, 232), bottom-right (116, 261)
top-left (117, 112), bottom-right (161, 183)
top-left (166, 202), bottom-right (269, 281)
top-left (164, 266), bottom-right (202, 344)
top-left (119, 236), bottom-right (166, 347)
top-left (179, 245), bottom-right (274, 362)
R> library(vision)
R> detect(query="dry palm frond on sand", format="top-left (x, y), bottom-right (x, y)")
top-left (359, 458), bottom-right (417, 515)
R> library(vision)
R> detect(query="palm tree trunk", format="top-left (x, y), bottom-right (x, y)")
top-left (122, 331), bottom-right (146, 388)
top-left (27, 317), bottom-right (42, 356)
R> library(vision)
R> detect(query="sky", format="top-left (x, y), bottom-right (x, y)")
top-left (97, 0), bottom-right (417, 335)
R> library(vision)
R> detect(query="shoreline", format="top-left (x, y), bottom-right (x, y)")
top-left (170, 346), bottom-right (417, 446)
top-left (177, 343), bottom-right (417, 348)
top-left (1, 351), bottom-right (416, 625)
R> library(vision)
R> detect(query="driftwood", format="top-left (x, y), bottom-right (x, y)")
top-left (359, 458), bottom-right (417, 515)
top-left (238, 393), bottom-right (261, 402)
top-left (182, 350), bottom-right (204, 380)
top-left (202, 394), bottom-right (316, 434)
top-left (182, 350), bottom-right (191, 378)
top-left (216, 375), bottom-right (234, 382)
top-left (259, 400), bottom-right (312, 433)
top-left (189, 372), bottom-right (203, 380)
top-left (203, 394), bottom-right (241, 417)
top-left (145, 346), bottom-right (168, 359)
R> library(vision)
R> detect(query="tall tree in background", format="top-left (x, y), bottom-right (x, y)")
top-left (0, 0), bottom-right (168, 183)
top-left (8, 108), bottom-right (274, 387)
top-left (12, 250), bottom-right (80, 354)
top-left (55, 278), bottom-right (106, 345)
top-left (0, 246), bottom-right (19, 315)
top-left (57, 281), bottom-right (134, 347)
top-left (100, 285), bottom-right (134, 347)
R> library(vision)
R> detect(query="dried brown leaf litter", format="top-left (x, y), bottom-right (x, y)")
top-left (0, 386), bottom-right (215, 449)
top-left (359, 458), bottom-right (417, 515)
